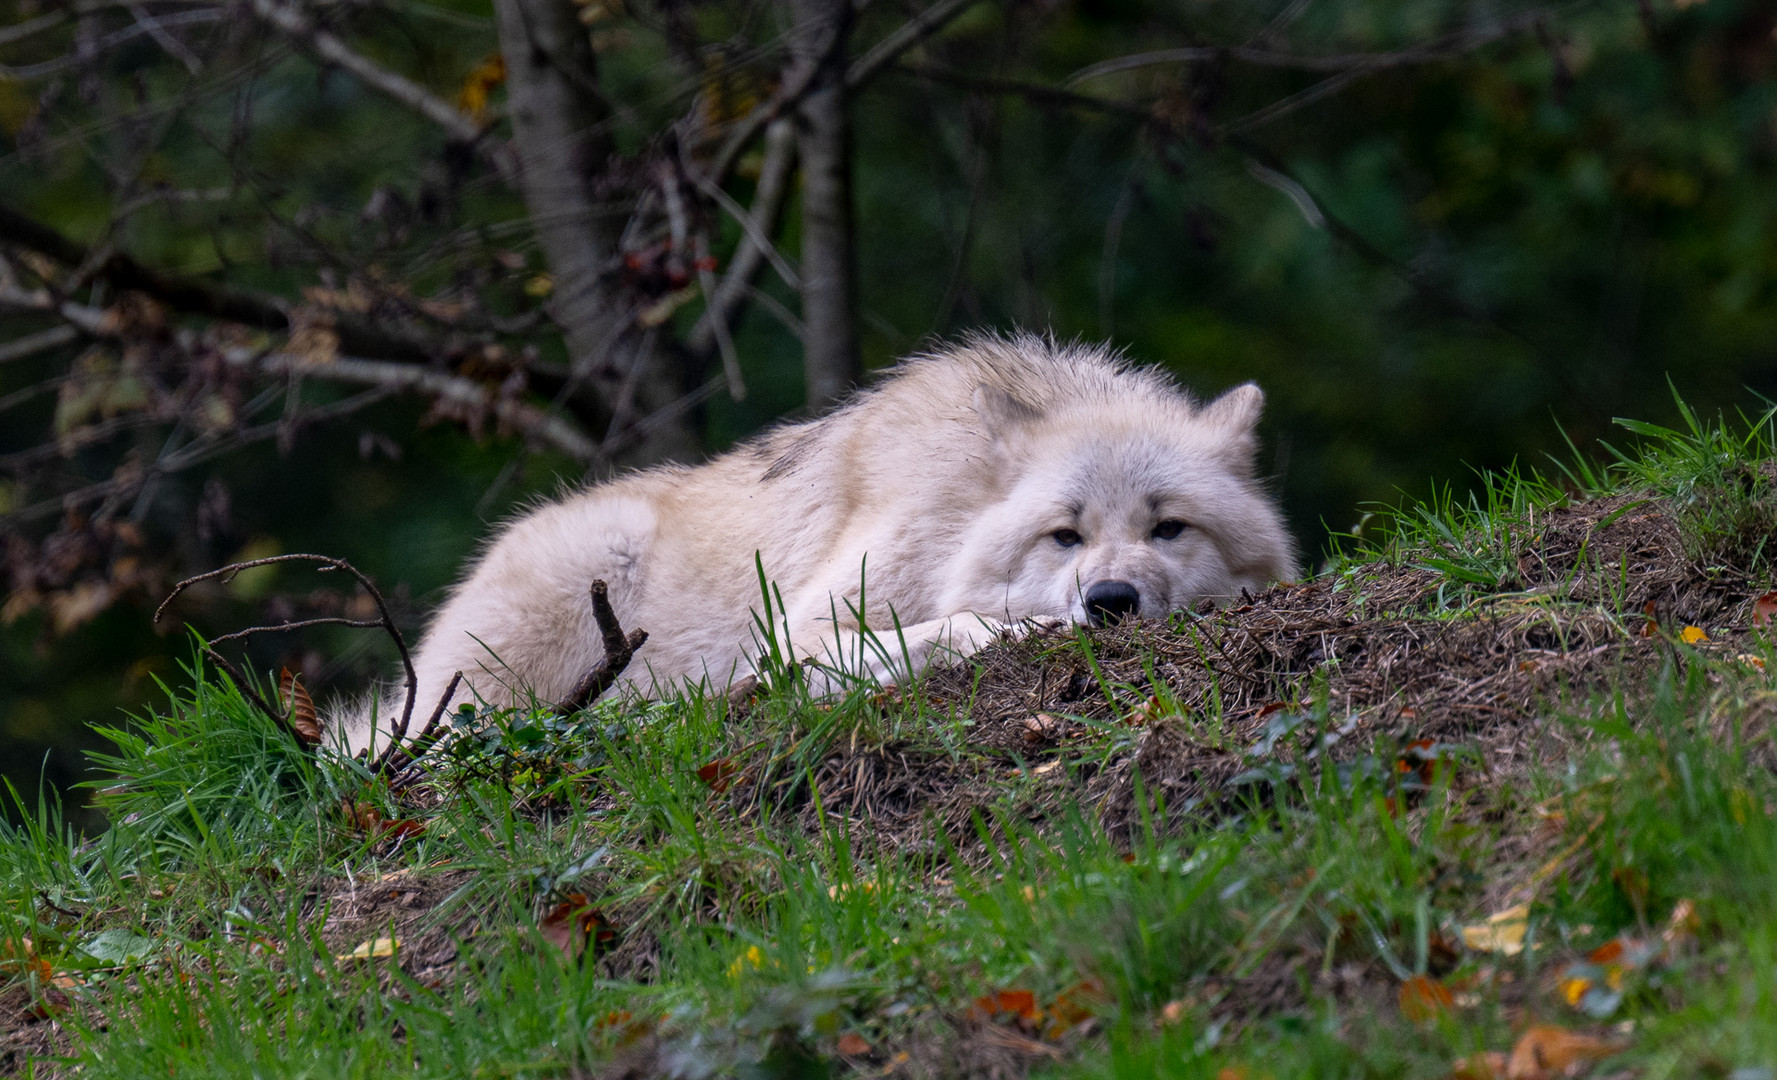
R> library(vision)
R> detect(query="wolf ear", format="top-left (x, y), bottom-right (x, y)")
top-left (1199, 383), bottom-right (1265, 476)
top-left (972, 385), bottom-right (1041, 444)
top-left (1199, 382), bottom-right (1265, 434)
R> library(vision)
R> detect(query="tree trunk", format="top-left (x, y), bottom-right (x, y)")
top-left (492, 0), bottom-right (700, 465)
top-left (789, 0), bottom-right (861, 411)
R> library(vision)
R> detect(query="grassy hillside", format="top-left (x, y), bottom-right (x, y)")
top-left (6, 402), bottom-right (1777, 1079)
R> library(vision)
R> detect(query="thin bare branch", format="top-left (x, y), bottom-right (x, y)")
top-left (554, 580), bottom-right (648, 715)
top-left (689, 117), bottom-right (798, 355)
top-left (0, 325), bottom-right (80, 365)
top-left (846, 0), bottom-right (982, 90)
top-left (0, 10), bottom-right (67, 49)
top-left (380, 671), bottom-right (464, 780)
top-left (1064, 10), bottom-right (1550, 86)
top-left (248, 0), bottom-right (479, 144)
top-left (236, 349), bottom-right (604, 464)
top-left (156, 553), bottom-right (420, 756)
top-left (128, 2), bottom-right (204, 74)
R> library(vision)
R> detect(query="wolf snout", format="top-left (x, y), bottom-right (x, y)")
top-left (1084, 580), bottom-right (1141, 625)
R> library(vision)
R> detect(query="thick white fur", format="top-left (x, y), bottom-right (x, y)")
top-left (345, 334), bottom-right (1294, 753)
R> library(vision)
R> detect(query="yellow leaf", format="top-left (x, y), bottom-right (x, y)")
top-left (525, 273), bottom-right (554, 297)
top-left (727, 944), bottom-right (765, 978)
top-left (1680, 625), bottom-right (1709, 644)
top-left (1559, 973), bottom-right (1592, 1006)
top-left (456, 54), bottom-right (507, 123)
top-left (337, 936), bottom-right (398, 961)
top-left (1461, 903), bottom-right (1529, 956)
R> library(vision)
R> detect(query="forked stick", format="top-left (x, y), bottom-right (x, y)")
top-left (155, 554), bottom-right (419, 764)
top-left (555, 580), bottom-right (648, 716)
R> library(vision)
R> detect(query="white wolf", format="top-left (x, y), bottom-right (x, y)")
top-left (346, 334), bottom-right (1293, 753)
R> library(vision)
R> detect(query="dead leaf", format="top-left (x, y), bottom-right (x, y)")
top-left (1680, 625), bottom-right (1709, 644)
top-left (1505, 1023), bottom-right (1625, 1078)
top-left (540, 894), bottom-right (615, 961)
top-left (1462, 903), bottom-right (1530, 956)
top-left (836, 1032), bottom-right (871, 1056)
top-left (343, 800), bottom-right (382, 832)
top-left (1754, 591), bottom-right (1777, 628)
top-left (967, 988), bottom-right (1042, 1029)
top-left (456, 53), bottom-right (506, 123)
top-left (1399, 974), bottom-right (1455, 1022)
top-left (280, 668), bottom-right (322, 746)
top-left (1159, 999), bottom-right (1188, 1025)
top-left (337, 936), bottom-right (398, 962)
top-left (696, 757), bottom-right (738, 793)
top-left (1044, 979), bottom-right (1102, 1037)
top-left (382, 819), bottom-right (426, 841)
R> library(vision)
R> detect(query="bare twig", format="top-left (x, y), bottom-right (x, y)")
top-left (155, 554), bottom-right (419, 754)
top-left (688, 116), bottom-right (798, 354)
top-left (845, 0), bottom-right (982, 90)
top-left (0, 325), bottom-right (80, 365)
top-left (1063, 10), bottom-right (1551, 86)
top-left (248, 0), bottom-right (487, 146)
top-left (379, 671), bottom-right (463, 780)
top-left (554, 580), bottom-right (648, 715)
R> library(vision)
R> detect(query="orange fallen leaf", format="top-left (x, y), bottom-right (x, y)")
top-left (968, 988), bottom-right (1042, 1026)
top-left (1045, 979), bottom-right (1102, 1036)
top-left (280, 668), bottom-right (322, 746)
top-left (696, 757), bottom-right (739, 793)
top-left (540, 894), bottom-right (616, 960)
top-left (1399, 974), bottom-right (1455, 1022)
top-left (1680, 625), bottom-right (1709, 645)
top-left (1754, 591), bottom-right (1777, 628)
top-left (382, 818), bottom-right (426, 841)
top-left (836, 1032), bottom-right (871, 1055)
top-left (1638, 600), bottom-right (1658, 638)
top-left (1505, 1023), bottom-right (1625, 1078)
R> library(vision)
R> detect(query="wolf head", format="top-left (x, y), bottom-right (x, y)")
top-left (945, 366), bottom-right (1295, 627)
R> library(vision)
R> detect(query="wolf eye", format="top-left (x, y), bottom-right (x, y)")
top-left (1052, 528), bottom-right (1083, 548)
top-left (1152, 519), bottom-right (1188, 540)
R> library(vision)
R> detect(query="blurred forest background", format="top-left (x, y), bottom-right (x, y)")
top-left (2, 0), bottom-right (1774, 827)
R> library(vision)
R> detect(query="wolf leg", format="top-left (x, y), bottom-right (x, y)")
top-left (797, 612), bottom-right (1021, 693)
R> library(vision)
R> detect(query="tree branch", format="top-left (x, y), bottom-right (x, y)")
top-left (248, 0), bottom-right (479, 144)
top-left (688, 116), bottom-right (798, 355)
top-left (1063, 11), bottom-right (1551, 86)
top-left (0, 199), bottom-right (438, 363)
top-left (554, 580), bottom-right (647, 715)
top-left (846, 0), bottom-right (983, 90)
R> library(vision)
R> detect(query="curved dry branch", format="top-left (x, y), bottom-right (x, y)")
top-left (156, 554), bottom-right (419, 755)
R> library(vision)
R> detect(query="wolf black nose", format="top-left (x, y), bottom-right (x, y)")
top-left (1085, 581), bottom-right (1141, 625)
